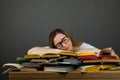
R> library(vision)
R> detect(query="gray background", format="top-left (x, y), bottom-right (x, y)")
top-left (1, 0), bottom-right (120, 79)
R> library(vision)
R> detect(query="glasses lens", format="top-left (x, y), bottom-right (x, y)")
top-left (56, 43), bottom-right (61, 48)
top-left (62, 37), bottom-right (68, 44)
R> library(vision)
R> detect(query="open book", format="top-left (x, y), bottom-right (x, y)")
top-left (98, 47), bottom-right (118, 59)
top-left (3, 63), bottom-right (23, 69)
top-left (2, 63), bottom-right (39, 74)
top-left (27, 47), bottom-right (98, 58)
top-left (26, 47), bottom-right (119, 59)
top-left (77, 64), bottom-right (117, 72)
top-left (26, 47), bottom-right (63, 58)
top-left (2, 63), bottom-right (23, 74)
top-left (27, 47), bottom-right (62, 55)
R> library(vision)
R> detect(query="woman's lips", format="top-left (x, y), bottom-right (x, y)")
top-left (66, 46), bottom-right (71, 51)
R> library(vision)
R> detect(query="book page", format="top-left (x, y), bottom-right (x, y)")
top-left (3, 63), bottom-right (23, 69)
top-left (76, 48), bottom-right (101, 56)
top-left (27, 47), bottom-right (63, 56)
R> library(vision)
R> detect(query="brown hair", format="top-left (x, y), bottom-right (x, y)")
top-left (48, 28), bottom-right (83, 48)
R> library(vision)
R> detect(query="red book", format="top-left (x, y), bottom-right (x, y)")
top-left (79, 55), bottom-right (98, 60)
top-left (98, 55), bottom-right (117, 59)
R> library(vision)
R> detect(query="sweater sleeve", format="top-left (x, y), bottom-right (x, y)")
top-left (80, 43), bottom-right (101, 56)
top-left (80, 43), bottom-right (98, 49)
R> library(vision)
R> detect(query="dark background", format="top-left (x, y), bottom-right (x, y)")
top-left (1, 0), bottom-right (120, 79)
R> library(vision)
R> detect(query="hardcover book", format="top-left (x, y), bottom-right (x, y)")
top-left (82, 59), bottom-right (120, 64)
top-left (44, 65), bottom-right (74, 73)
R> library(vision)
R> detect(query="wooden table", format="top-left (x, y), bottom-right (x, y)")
top-left (9, 70), bottom-right (120, 80)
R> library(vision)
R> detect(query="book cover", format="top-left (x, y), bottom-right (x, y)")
top-left (21, 62), bottom-right (42, 68)
top-left (16, 57), bottom-right (31, 63)
top-left (30, 59), bottom-right (49, 63)
top-left (30, 56), bottom-right (67, 63)
top-left (40, 53), bottom-right (60, 58)
top-left (62, 58), bottom-right (81, 65)
top-left (20, 67), bottom-right (38, 71)
top-left (24, 54), bottom-right (41, 58)
top-left (44, 65), bottom-right (74, 73)
top-left (82, 59), bottom-right (120, 65)
top-left (79, 55), bottom-right (98, 60)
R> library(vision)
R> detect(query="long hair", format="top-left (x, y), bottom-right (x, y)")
top-left (48, 28), bottom-right (83, 48)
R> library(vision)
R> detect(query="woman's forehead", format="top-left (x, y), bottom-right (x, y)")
top-left (54, 33), bottom-right (65, 43)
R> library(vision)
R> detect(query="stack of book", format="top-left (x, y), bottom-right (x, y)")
top-left (2, 47), bottom-right (120, 74)
top-left (76, 48), bottom-right (120, 72)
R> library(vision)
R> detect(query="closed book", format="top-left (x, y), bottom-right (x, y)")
top-left (63, 58), bottom-right (81, 65)
top-left (102, 59), bottom-right (120, 63)
top-left (83, 59), bottom-right (120, 64)
top-left (44, 65), bottom-right (74, 73)
top-left (21, 62), bottom-right (42, 69)
top-left (82, 59), bottom-right (102, 63)
top-left (48, 56), bottom-right (67, 62)
top-left (40, 53), bottom-right (60, 58)
top-left (98, 55), bottom-right (117, 59)
top-left (20, 67), bottom-right (38, 71)
top-left (16, 57), bottom-right (31, 63)
top-left (79, 55), bottom-right (98, 60)
top-left (30, 59), bottom-right (49, 63)
top-left (42, 62), bottom-right (59, 66)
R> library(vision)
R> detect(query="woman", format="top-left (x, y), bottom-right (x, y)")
top-left (48, 28), bottom-right (119, 59)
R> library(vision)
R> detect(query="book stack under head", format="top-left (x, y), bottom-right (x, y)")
top-left (2, 47), bottom-right (120, 74)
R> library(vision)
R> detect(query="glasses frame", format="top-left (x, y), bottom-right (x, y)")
top-left (55, 36), bottom-right (69, 48)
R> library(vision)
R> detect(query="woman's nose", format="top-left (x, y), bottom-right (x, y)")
top-left (62, 43), bottom-right (67, 47)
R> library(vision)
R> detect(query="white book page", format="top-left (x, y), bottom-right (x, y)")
top-left (27, 47), bottom-right (63, 56)
top-left (3, 63), bottom-right (23, 69)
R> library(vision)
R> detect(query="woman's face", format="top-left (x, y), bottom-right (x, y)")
top-left (54, 33), bottom-right (73, 51)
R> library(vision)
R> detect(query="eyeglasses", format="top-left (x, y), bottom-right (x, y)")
top-left (55, 36), bottom-right (69, 48)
